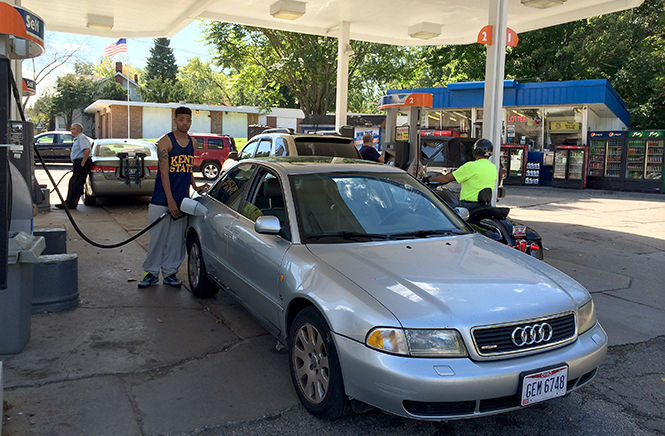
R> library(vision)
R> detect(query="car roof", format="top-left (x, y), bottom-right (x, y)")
top-left (36, 131), bottom-right (70, 136)
top-left (189, 133), bottom-right (231, 138)
top-left (93, 138), bottom-right (156, 147)
top-left (240, 157), bottom-right (404, 176)
top-left (252, 132), bottom-right (353, 142)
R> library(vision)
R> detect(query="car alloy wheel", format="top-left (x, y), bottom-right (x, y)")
top-left (288, 307), bottom-right (348, 419)
top-left (202, 161), bottom-right (221, 180)
top-left (293, 322), bottom-right (330, 404)
top-left (187, 235), bottom-right (218, 298)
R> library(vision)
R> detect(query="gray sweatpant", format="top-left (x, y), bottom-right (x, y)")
top-left (142, 204), bottom-right (187, 277)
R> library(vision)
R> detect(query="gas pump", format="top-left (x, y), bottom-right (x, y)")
top-left (1, 1), bottom-right (45, 290)
top-left (378, 92), bottom-right (433, 176)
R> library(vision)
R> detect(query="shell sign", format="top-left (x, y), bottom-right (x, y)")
top-left (0, 1), bottom-right (45, 59)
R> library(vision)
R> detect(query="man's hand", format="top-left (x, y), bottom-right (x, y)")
top-left (193, 183), bottom-right (209, 193)
top-left (167, 198), bottom-right (180, 218)
top-left (81, 160), bottom-right (87, 167)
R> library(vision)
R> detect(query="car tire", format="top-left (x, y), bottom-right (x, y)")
top-left (288, 307), bottom-right (349, 420)
top-left (83, 179), bottom-right (97, 206)
top-left (201, 160), bottom-right (221, 180)
top-left (187, 234), bottom-right (219, 298)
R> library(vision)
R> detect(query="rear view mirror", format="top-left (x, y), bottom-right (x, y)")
top-left (227, 151), bottom-right (239, 160)
top-left (180, 198), bottom-right (208, 217)
top-left (255, 216), bottom-right (281, 234)
top-left (453, 207), bottom-right (470, 222)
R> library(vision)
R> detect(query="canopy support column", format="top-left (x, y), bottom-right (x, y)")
top-left (482, 0), bottom-right (508, 205)
top-left (335, 21), bottom-right (350, 132)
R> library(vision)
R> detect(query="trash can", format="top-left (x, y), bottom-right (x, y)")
top-left (32, 253), bottom-right (79, 314)
top-left (33, 228), bottom-right (67, 255)
top-left (0, 232), bottom-right (45, 354)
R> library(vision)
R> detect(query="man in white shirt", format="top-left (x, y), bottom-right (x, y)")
top-left (56, 123), bottom-right (91, 210)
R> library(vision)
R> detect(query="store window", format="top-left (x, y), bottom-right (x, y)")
top-left (423, 110), bottom-right (471, 135)
top-left (545, 107), bottom-right (583, 147)
top-left (505, 108), bottom-right (543, 150)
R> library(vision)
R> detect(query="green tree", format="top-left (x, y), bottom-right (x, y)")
top-left (176, 57), bottom-right (236, 105)
top-left (96, 79), bottom-right (128, 101)
top-left (50, 74), bottom-right (98, 127)
top-left (144, 37), bottom-right (178, 82)
top-left (205, 23), bottom-right (417, 116)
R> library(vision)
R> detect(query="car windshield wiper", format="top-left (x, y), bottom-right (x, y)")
top-left (305, 231), bottom-right (391, 242)
top-left (389, 229), bottom-right (467, 239)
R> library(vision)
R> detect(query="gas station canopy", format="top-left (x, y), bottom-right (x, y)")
top-left (21, 0), bottom-right (642, 44)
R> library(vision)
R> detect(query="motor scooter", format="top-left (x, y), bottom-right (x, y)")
top-left (425, 181), bottom-right (544, 259)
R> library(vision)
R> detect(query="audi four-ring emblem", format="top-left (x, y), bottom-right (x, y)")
top-left (511, 323), bottom-right (553, 346)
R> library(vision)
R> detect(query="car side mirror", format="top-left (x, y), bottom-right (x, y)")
top-left (255, 216), bottom-right (281, 234)
top-left (453, 207), bottom-right (470, 222)
top-left (227, 151), bottom-right (238, 160)
top-left (180, 198), bottom-right (208, 217)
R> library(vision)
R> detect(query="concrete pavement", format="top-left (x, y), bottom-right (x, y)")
top-left (1, 174), bottom-right (664, 435)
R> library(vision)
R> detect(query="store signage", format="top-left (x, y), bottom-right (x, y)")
top-left (22, 78), bottom-right (36, 96)
top-left (395, 126), bottom-right (409, 141)
top-left (476, 26), bottom-right (518, 47)
top-left (378, 93), bottom-right (433, 110)
top-left (629, 131), bottom-right (665, 138)
top-left (0, 2), bottom-right (45, 58)
top-left (589, 131), bottom-right (625, 138)
top-left (508, 115), bottom-right (528, 123)
top-left (549, 121), bottom-right (581, 131)
top-left (419, 130), bottom-right (458, 137)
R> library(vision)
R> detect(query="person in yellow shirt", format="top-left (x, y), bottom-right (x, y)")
top-left (424, 139), bottom-right (498, 209)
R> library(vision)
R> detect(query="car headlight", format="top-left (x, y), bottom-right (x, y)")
top-left (366, 328), bottom-right (467, 357)
top-left (577, 299), bottom-right (597, 334)
top-left (405, 329), bottom-right (467, 357)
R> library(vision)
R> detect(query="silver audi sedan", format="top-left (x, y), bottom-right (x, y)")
top-left (182, 157), bottom-right (607, 420)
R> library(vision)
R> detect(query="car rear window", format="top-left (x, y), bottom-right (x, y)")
top-left (95, 144), bottom-right (154, 157)
top-left (294, 137), bottom-right (359, 158)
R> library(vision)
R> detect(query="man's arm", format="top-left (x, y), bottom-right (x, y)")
top-left (81, 147), bottom-right (91, 166)
top-left (428, 172), bottom-right (456, 184)
top-left (156, 136), bottom-right (179, 217)
top-left (188, 138), bottom-right (208, 192)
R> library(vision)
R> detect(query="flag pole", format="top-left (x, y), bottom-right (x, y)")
top-left (126, 42), bottom-right (130, 138)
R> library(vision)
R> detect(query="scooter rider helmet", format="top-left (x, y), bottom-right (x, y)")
top-left (473, 138), bottom-right (493, 158)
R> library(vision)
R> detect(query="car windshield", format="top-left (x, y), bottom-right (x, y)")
top-left (292, 172), bottom-right (470, 243)
top-left (294, 137), bottom-right (358, 158)
top-left (95, 144), bottom-right (153, 157)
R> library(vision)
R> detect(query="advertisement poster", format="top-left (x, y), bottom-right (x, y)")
top-left (395, 126), bottom-right (409, 141)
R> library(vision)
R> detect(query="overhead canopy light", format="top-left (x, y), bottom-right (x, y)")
top-left (521, 0), bottom-right (567, 8)
top-left (86, 14), bottom-right (114, 31)
top-left (270, 0), bottom-right (306, 20)
top-left (408, 22), bottom-right (441, 40)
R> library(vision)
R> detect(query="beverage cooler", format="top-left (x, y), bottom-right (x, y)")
top-left (552, 145), bottom-right (588, 189)
top-left (587, 131), bottom-right (625, 190)
top-left (624, 131), bottom-right (664, 193)
top-left (500, 144), bottom-right (527, 185)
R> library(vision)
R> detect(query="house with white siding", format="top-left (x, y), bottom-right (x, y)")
top-left (83, 100), bottom-right (305, 140)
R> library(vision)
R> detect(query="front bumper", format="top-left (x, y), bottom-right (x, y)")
top-left (335, 322), bottom-right (607, 420)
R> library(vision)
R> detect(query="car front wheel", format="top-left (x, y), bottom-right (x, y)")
top-left (187, 235), bottom-right (218, 298)
top-left (288, 307), bottom-right (348, 419)
top-left (201, 160), bottom-right (221, 180)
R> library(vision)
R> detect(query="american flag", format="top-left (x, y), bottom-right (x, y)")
top-left (104, 39), bottom-right (127, 57)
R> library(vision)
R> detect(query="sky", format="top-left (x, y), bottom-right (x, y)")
top-left (24, 20), bottom-right (215, 100)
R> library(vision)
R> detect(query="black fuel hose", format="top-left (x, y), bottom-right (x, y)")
top-left (9, 72), bottom-right (172, 249)
top-left (50, 169), bottom-right (73, 193)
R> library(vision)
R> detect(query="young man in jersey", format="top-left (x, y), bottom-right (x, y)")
top-left (425, 139), bottom-right (498, 209)
top-left (138, 106), bottom-right (208, 288)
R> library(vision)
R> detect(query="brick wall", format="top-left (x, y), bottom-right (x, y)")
top-left (130, 106), bottom-right (142, 138)
top-left (210, 111), bottom-right (223, 134)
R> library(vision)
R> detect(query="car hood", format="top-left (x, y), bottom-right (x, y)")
top-left (306, 234), bottom-right (585, 328)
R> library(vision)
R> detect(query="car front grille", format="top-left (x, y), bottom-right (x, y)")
top-left (472, 313), bottom-right (576, 356)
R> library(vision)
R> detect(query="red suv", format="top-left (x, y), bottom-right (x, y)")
top-left (190, 133), bottom-right (237, 180)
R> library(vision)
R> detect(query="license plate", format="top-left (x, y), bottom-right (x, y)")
top-left (520, 365), bottom-right (568, 406)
